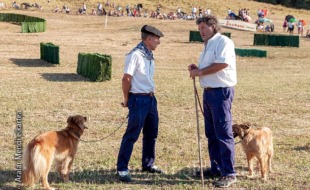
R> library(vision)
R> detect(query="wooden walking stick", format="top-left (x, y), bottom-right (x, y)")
top-left (193, 77), bottom-right (204, 188)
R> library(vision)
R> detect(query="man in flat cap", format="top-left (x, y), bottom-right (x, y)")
top-left (116, 25), bottom-right (164, 182)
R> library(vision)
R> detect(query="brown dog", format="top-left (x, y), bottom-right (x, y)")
top-left (232, 123), bottom-right (273, 180)
top-left (22, 115), bottom-right (88, 190)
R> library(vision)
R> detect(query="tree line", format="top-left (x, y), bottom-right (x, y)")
top-left (255, 0), bottom-right (310, 9)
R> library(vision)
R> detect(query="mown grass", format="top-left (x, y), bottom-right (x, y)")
top-left (0, 0), bottom-right (310, 189)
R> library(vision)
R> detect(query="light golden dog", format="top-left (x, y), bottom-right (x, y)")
top-left (232, 123), bottom-right (273, 180)
top-left (22, 115), bottom-right (88, 190)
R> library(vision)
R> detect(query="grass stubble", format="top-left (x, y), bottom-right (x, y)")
top-left (0, 0), bottom-right (309, 189)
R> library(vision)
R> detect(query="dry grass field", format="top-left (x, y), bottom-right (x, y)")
top-left (0, 0), bottom-right (310, 189)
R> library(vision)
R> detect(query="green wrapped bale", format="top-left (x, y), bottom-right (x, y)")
top-left (254, 33), bottom-right (299, 47)
top-left (190, 31), bottom-right (231, 42)
top-left (222, 32), bottom-right (231, 38)
top-left (40, 42), bottom-right (60, 64)
top-left (0, 13), bottom-right (46, 33)
top-left (189, 31), bottom-right (203, 42)
top-left (77, 53), bottom-right (112, 82)
top-left (235, 48), bottom-right (267, 58)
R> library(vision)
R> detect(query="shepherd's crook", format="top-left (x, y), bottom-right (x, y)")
top-left (193, 78), bottom-right (204, 188)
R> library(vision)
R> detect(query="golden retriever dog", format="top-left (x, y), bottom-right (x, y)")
top-left (232, 123), bottom-right (273, 180)
top-left (22, 115), bottom-right (87, 190)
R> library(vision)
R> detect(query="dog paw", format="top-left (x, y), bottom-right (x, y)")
top-left (246, 174), bottom-right (254, 178)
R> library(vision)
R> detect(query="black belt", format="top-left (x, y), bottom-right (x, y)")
top-left (205, 87), bottom-right (224, 90)
top-left (130, 92), bottom-right (154, 96)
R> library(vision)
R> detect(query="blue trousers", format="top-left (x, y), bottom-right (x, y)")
top-left (117, 94), bottom-right (159, 172)
top-left (203, 87), bottom-right (236, 177)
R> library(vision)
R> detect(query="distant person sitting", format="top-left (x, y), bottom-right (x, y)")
top-left (265, 25), bottom-right (271, 32)
top-left (0, 2), bottom-right (6, 9)
top-left (143, 11), bottom-right (148, 18)
top-left (82, 2), bottom-right (86, 12)
top-left (21, 2), bottom-right (31, 9)
top-left (77, 5), bottom-right (86, 15)
top-left (306, 30), bottom-right (310, 38)
top-left (62, 4), bottom-right (67, 12)
top-left (12, 1), bottom-right (20, 9)
top-left (54, 6), bottom-right (59, 12)
top-left (270, 23), bottom-right (274, 32)
top-left (97, 3), bottom-right (103, 15)
top-left (91, 8), bottom-right (96, 15)
top-left (65, 6), bottom-right (70, 13)
top-left (34, 3), bottom-right (42, 10)
top-left (77, 7), bottom-right (84, 14)
top-left (257, 23), bottom-right (264, 32)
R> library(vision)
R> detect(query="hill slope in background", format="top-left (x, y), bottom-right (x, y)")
top-left (1, 0), bottom-right (309, 19)
top-left (1, 0), bottom-right (309, 35)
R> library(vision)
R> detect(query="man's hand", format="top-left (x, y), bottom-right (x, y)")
top-left (121, 100), bottom-right (128, 107)
top-left (188, 64), bottom-right (198, 71)
top-left (188, 64), bottom-right (199, 79)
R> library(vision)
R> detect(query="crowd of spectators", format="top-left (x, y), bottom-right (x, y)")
top-left (11, 1), bottom-right (42, 10)
top-left (226, 8), bottom-right (251, 22)
top-left (52, 2), bottom-right (214, 20)
top-left (3, 1), bottom-right (308, 35)
top-left (283, 18), bottom-right (307, 36)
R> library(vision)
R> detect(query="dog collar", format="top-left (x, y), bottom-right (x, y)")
top-left (67, 130), bottom-right (81, 140)
top-left (73, 130), bottom-right (81, 139)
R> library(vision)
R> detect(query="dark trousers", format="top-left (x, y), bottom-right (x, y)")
top-left (203, 87), bottom-right (236, 176)
top-left (117, 94), bottom-right (159, 172)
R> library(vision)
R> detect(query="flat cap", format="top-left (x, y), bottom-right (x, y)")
top-left (141, 25), bottom-right (164, 37)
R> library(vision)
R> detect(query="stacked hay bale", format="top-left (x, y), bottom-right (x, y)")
top-left (235, 48), bottom-right (267, 57)
top-left (0, 13), bottom-right (46, 33)
top-left (189, 31), bottom-right (231, 42)
top-left (40, 42), bottom-right (60, 64)
top-left (77, 53), bottom-right (112, 82)
top-left (254, 34), bottom-right (299, 47)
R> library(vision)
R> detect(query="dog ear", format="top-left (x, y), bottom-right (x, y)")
top-left (232, 124), bottom-right (239, 138)
top-left (241, 124), bottom-right (250, 129)
top-left (74, 116), bottom-right (88, 129)
top-left (67, 116), bottom-right (73, 123)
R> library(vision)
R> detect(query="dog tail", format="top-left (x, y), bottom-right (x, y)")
top-left (22, 139), bottom-right (47, 186)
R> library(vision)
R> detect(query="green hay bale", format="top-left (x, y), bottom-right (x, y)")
top-left (190, 31), bottom-right (231, 42)
top-left (77, 53), bottom-right (112, 82)
top-left (253, 33), bottom-right (299, 47)
top-left (222, 32), bottom-right (231, 38)
top-left (235, 48), bottom-right (267, 58)
top-left (189, 31), bottom-right (203, 42)
top-left (0, 13), bottom-right (46, 33)
top-left (40, 42), bottom-right (60, 64)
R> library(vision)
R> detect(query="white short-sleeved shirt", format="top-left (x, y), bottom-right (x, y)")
top-left (124, 49), bottom-right (155, 93)
top-left (198, 33), bottom-right (237, 88)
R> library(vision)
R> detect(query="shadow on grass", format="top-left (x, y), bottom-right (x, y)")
top-left (0, 167), bottom-right (208, 189)
top-left (59, 167), bottom-right (202, 185)
top-left (293, 145), bottom-right (310, 152)
top-left (10, 58), bottom-right (57, 67)
top-left (40, 73), bottom-right (89, 82)
top-left (235, 165), bottom-right (249, 172)
top-left (0, 170), bottom-right (21, 190)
